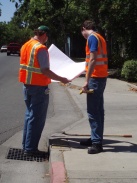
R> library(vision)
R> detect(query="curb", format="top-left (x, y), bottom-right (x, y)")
top-left (49, 148), bottom-right (67, 183)
top-left (127, 83), bottom-right (137, 90)
top-left (48, 83), bottom-right (89, 183)
top-left (48, 82), bottom-right (84, 183)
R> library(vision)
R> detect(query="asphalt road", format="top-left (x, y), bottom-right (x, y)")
top-left (0, 53), bottom-right (54, 145)
top-left (0, 53), bottom-right (23, 144)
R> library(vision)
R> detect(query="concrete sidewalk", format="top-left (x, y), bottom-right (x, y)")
top-left (0, 79), bottom-right (83, 183)
top-left (49, 77), bottom-right (137, 183)
top-left (0, 76), bottom-right (137, 183)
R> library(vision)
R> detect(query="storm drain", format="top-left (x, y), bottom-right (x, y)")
top-left (6, 148), bottom-right (49, 162)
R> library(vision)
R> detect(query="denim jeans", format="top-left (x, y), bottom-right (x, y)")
top-left (22, 84), bottom-right (49, 151)
top-left (87, 77), bottom-right (107, 144)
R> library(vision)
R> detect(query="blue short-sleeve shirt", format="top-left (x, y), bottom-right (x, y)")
top-left (87, 34), bottom-right (98, 52)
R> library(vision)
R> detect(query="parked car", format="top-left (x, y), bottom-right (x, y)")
top-left (7, 43), bottom-right (21, 56)
top-left (0, 45), bottom-right (7, 52)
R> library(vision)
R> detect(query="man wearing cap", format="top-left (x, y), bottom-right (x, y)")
top-left (19, 25), bottom-right (70, 156)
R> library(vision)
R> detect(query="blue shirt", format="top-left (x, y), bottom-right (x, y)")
top-left (87, 34), bottom-right (98, 52)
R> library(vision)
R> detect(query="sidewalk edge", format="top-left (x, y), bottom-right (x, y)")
top-left (49, 147), bottom-right (68, 183)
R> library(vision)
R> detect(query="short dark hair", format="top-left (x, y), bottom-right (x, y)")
top-left (81, 20), bottom-right (96, 31)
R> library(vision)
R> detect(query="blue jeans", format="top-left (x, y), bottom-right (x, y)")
top-left (87, 77), bottom-right (107, 144)
top-left (22, 84), bottom-right (49, 151)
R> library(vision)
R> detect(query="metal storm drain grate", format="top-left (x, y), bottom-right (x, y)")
top-left (6, 148), bottom-right (49, 162)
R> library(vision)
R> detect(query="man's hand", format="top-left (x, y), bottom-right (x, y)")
top-left (41, 68), bottom-right (71, 83)
top-left (81, 81), bottom-right (88, 93)
top-left (60, 77), bottom-right (71, 84)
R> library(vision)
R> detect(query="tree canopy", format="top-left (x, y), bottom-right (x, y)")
top-left (0, 0), bottom-right (137, 62)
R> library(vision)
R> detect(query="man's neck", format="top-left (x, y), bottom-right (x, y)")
top-left (88, 30), bottom-right (94, 36)
top-left (86, 30), bottom-right (94, 39)
top-left (33, 36), bottom-right (40, 42)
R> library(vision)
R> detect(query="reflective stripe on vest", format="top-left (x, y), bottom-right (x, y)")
top-left (20, 42), bottom-right (42, 84)
top-left (20, 65), bottom-right (41, 73)
top-left (86, 54), bottom-right (107, 59)
top-left (29, 42), bottom-right (41, 67)
top-left (86, 61), bottom-right (108, 66)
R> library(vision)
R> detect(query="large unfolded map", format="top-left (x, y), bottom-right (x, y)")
top-left (48, 44), bottom-right (85, 81)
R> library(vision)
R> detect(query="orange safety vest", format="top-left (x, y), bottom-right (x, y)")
top-left (19, 39), bottom-right (51, 86)
top-left (85, 32), bottom-right (108, 77)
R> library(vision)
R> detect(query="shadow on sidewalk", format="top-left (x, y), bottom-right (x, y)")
top-left (103, 139), bottom-right (137, 153)
top-left (49, 137), bottom-right (137, 153)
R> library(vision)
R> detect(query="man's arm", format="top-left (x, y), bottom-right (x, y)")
top-left (41, 68), bottom-right (69, 84)
top-left (86, 51), bottom-right (97, 83)
top-left (82, 51), bottom-right (97, 92)
top-left (38, 49), bottom-right (70, 84)
top-left (82, 34), bottom-right (98, 92)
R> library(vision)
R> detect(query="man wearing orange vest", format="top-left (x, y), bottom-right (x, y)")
top-left (80, 20), bottom-right (108, 154)
top-left (19, 25), bottom-right (70, 156)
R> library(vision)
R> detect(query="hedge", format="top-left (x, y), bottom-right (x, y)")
top-left (121, 60), bottom-right (137, 82)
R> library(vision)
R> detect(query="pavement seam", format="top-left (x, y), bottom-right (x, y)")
top-left (60, 84), bottom-right (84, 119)
top-left (61, 149), bottom-right (69, 183)
top-left (66, 86), bottom-right (87, 117)
top-left (61, 86), bottom-right (88, 133)
top-left (49, 83), bottom-right (85, 183)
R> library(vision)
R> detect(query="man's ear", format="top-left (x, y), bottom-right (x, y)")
top-left (83, 27), bottom-right (86, 30)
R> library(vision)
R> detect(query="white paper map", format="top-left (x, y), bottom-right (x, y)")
top-left (48, 44), bottom-right (85, 81)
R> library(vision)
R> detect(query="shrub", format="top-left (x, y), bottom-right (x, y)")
top-left (121, 60), bottom-right (137, 82)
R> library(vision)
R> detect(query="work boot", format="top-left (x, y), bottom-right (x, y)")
top-left (24, 150), bottom-right (47, 156)
top-left (88, 143), bottom-right (103, 154)
top-left (80, 138), bottom-right (92, 146)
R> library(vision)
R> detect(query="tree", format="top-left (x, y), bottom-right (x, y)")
top-left (87, 0), bottom-right (137, 59)
top-left (2, 0), bottom-right (137, 61)
top-left (0, 2), bottom-right (1, 16)
top-left (9, 0), bottom-right (89, 56)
